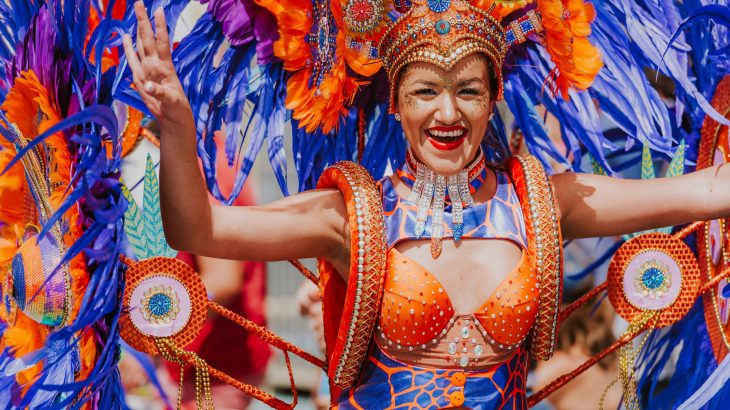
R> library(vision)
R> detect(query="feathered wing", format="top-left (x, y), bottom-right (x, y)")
top-left (0, 1), bottom-right (128, 407)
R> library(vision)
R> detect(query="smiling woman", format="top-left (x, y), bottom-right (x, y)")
top-left (117, 0), bottom-right (730, 408)
top-left (395, 55), bottom-right (495, 175)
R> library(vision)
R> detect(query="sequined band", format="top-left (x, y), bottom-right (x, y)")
top-left (504, 9), bottom-right (542, 47)
top-left (507, 155), bottom-right (563, 361)
top-left (317, 161), bottom-right (387, 388)
top-left (695, 75), bottom-right (730, 362)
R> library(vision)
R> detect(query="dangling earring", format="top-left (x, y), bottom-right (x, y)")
top-left (394, 113), bottom-right (401, 121)
top-left (488, 112), bottom-right (494, 122)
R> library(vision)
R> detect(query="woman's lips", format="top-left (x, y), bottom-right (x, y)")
top-left (425, 127), bottom-right (467, 151)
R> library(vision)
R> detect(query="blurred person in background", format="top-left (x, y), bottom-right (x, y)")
top-left (532, 290), bottom-right (621, 410)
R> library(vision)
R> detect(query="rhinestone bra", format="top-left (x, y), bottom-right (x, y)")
top-left (376, 168), bottom-right (537, 368)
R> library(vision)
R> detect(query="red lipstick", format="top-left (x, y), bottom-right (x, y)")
top-left (425, 126), bottom-right (467, 151)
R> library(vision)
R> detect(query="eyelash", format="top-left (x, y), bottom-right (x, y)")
top-left (459, 88), bottom-right (480, 95)
top-left (414, 88), bottom-right (437, 96)
top-left (412, 87), bottom-right (481, 96)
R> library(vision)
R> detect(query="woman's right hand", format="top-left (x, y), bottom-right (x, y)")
top-left (122, 1), bottom-right (192, 127)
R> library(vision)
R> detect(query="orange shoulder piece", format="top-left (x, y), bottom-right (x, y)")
top-left (316, 161), bottom-right (386, 391)
top-left (507, 154), bottom-right (563, 361)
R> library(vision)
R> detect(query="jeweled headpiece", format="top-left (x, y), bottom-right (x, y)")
top-left (378, 0), bottom-right (508, 112)
top-left (258, 0), bottom-right (602, 132)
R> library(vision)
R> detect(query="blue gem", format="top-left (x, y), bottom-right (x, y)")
top-left (428, 0), bottom-right (450, 13)
top-left (148, 293), bottom-right (172, 317)
top-left (641, 267), bottom-right (665, 291)
top-left (435, 19), bottom-right (450, 35)
top-left (453, 224), bottom-right (463, 242)
top-left (723, 283), bottom-right (730, 298)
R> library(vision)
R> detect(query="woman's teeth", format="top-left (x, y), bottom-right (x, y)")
top-left (427, 129), bottom-right (466, 141)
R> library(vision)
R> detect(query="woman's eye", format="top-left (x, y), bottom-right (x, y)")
top-left (413, 88), bottom-right (437, 96)
top-left (459, 88), bottom-right (480, 95)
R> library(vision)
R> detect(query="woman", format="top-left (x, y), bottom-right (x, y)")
top-left (123, 1), bottom-right (730, 407)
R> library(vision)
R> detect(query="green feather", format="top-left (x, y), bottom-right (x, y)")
top-left (589, 154), bottom-right (608, 176)
top-left (666, 140), bottom-right (686, 178)
top-left (143, 154), bottom-right (166, 256)
top-left (121, 179), bottom-right (147, 259)
top-left (641, 143), bottom-right (656, 180)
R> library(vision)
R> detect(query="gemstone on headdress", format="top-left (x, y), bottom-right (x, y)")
top-left (435, 19), bottom-right (450, 35)
top-left (428, 0), bottom-right (450, 13)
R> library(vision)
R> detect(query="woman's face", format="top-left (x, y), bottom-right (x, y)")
top-left (396, 54), bottom-right (494, 175)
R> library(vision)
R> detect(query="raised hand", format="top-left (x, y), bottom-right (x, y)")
top-left (122, 1), bottom-right (191, 126)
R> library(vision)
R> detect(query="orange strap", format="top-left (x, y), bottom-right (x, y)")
top-left (507, 154), bottom-right (564, 361)
top-left (316, 161), bottom-right (387, 390)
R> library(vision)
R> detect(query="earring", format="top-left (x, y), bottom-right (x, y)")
top-left (394, 113), bottom-right (401, 121)
top-left (488, 113), bottom-right (494, 122)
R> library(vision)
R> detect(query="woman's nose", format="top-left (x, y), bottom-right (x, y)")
top-left (434, 94), bottom-right (461, 124)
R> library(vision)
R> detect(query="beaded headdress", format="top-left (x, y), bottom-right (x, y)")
top-left (378, 0), bottom-right (509, 112)
top-left (255, 0), bottom-right (602, 134)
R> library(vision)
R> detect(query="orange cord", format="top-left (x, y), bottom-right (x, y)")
top-left (558, 282), bottom-right (608, 323)
top-left (288, 259), bottom-right (318, 284)
top-left (208, 301), bottom-right (325, 369)
top-left (527, 324), bottom-right (649, 408)
top-left (676, 221), bottom-right (703, 239)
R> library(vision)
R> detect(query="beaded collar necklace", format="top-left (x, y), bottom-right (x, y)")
top-left (398, 149), bottom-right (487, 258)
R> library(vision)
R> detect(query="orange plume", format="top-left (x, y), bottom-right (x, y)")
top-left (537, 0), bottom-right (603, 98)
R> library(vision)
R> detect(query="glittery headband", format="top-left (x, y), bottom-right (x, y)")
top-left (378, 0), bottom-right (508, 112)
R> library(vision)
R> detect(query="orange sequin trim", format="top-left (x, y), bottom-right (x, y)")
top-left (316, 161), bottom-right (387, 389)
top-left (507, 154), bottom-right (563, 361)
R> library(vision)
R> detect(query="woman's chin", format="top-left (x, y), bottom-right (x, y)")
top-left (419, 153), bottom-right (469, 175)
top-left (415, 145), bottom-right (475, 174)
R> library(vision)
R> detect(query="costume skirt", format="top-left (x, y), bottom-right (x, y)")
top-left (335, 343), bottom-right (529, 409)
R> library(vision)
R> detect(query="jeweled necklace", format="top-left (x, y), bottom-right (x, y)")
top-left (401, 149), bottom-right (487, 259)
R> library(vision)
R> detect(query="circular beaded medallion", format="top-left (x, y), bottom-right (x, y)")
top-left (129, 275), bottom-right (189, 337)
top-left (608, 233), bottom-right (699, 328)
top-left (623, 251), bottom-right (680, 310)
top-left (344, 0), bottom-right (384, 35)
top-left (8, 233), bottom-right (70, 327)
top-left (120, 257), bottom-right (207, 355)
top-left (698, 75), bottom-right (730, 362)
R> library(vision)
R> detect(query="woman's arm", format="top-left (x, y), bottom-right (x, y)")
top-left (123, 3), bottom-right (349, 270)
top-left (553, 164), bottom-right (730, 240)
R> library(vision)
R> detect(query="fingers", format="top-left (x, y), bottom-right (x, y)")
top-left (134, 1), bottom-right (157, 58)
top-left (122, 34), bottom-right (144, 81)
top-left (153, 8), bottom-right (172, 61)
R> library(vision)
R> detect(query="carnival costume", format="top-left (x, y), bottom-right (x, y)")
top-left (3, 0), bottom-right (730, 409)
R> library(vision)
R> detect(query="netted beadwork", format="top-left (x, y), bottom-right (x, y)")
top-left (607, 233), bottom-right (700, 328)
top-left (120, 257), bottom-right (207, 355)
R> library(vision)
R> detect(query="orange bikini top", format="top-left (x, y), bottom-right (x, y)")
top-left (375, 168), bottom-right (540, 366)
top-left (379, 248), bottom-right (539, 350)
